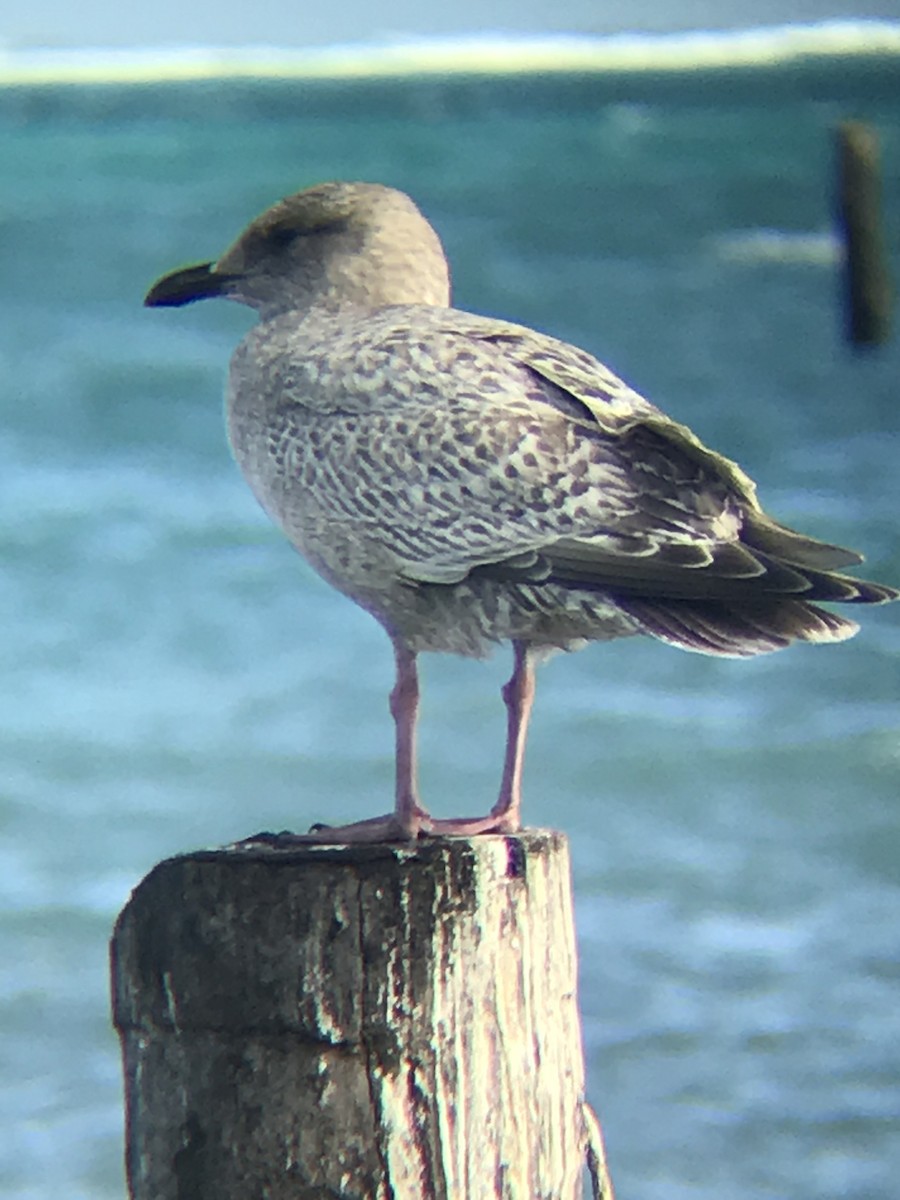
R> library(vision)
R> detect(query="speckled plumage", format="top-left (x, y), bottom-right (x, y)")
top-left (225, 304), bottom-right (745, 659)
top-left (146, 181), bottom-right (897, 840)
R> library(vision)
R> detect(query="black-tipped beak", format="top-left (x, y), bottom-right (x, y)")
top-left (144, 261), bottom-right (235, 308)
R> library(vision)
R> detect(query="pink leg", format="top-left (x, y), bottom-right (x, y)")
top-left (419, 640), bottom-right (535, 837)
top-left (236, 637), bottom-right (428, 846)
top-left (492, 640), bottom-right (536, 828)
top-left (389, 639), bottom-right (429, 837)
top-left (235, 640), bottom-right (537, 849)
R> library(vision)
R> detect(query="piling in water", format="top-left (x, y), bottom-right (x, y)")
top-left (835, 120), bottom-right (892, 347)
top-left (110, 831), bottom-right (613, 1199)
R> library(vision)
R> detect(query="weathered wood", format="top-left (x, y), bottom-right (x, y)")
top-left (111, 830), bottom-right (612, 1200)
top-left (836, 120), bottom-right (892, 347)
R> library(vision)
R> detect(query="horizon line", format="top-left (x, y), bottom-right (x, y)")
top-left (1, 20), bottom-right (899, 88)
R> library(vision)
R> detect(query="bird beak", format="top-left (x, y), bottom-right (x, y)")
top-left (144, 261), bottom-right (237, 308)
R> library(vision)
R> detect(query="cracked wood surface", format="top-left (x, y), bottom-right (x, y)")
top-left (111, 831), bottom-right (611, 1199)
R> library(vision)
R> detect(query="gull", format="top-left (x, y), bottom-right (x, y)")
top-left (145, 181), bottom-right (897, 841)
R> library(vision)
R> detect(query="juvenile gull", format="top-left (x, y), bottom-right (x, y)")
top-left (145, 181), bottom-right (897, 841)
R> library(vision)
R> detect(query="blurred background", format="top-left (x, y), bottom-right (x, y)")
top-left (1, 3), bottom-right (899, 1198)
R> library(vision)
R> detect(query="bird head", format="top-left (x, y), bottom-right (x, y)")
top-left (144, 181), bottom-right (452, 320)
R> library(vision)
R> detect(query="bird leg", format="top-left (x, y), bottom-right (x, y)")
top-left (235, 638), bottom-right (428, 846)
top-left (418, 639), bottom-right (534, 837)
top-left (389, 638), bottom-right (430, 837)
top-left (235, 639), bottom-right (535, 848)
top-left (492, 639), bottom-right (535, 829)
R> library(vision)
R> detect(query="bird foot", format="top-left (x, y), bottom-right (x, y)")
top-left (233, 813), bottom-right (417, 847)
top-left (232, 805), bottom-right (521, 848)
top-left (418, 811), bottom-right (521, 836)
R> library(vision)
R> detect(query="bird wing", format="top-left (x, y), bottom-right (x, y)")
top-left (262, 310), bottom-right (881, 604)
top-left (459, 317), bottom-right (865, 568)
top-left (503, 325), bottom-right (879, 599)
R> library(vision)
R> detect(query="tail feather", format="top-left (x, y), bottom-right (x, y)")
top-left (620, 596), bottom-right (860, 658)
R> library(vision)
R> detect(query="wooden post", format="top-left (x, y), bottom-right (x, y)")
top-left (835, 120), bottom-right (892, 347)
top-left (111, 831), bottom-right (613, 1200)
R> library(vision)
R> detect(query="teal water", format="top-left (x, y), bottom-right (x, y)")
top-left (1, 39), bottom-right (899, 1199)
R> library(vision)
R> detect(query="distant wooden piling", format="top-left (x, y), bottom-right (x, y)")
top-left (111, 831), bottom-right (613, 1200)
top-left (835, 120), bottom-right (892, 347)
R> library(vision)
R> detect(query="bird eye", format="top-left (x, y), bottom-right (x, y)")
top-left (265, 217), bottom-right (348, 250)
top-left (267, 224), bottom-right (302, 248)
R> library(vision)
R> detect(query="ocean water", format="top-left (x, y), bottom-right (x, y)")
top-left (1, 23), bottom-right (899, 1200)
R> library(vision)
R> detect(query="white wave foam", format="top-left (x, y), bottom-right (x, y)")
top-left (712, 229), bottom-right (842, 266)
top-left (1, 20), bottom-right (899, 87)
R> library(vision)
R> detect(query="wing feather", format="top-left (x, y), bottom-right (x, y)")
top-left (268, 309), bottom-right (896, 615)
